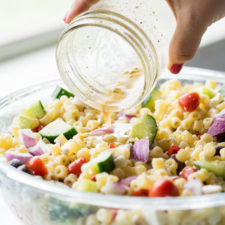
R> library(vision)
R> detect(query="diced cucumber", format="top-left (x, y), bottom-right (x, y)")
top-left (39, 118), bottom-right (77, 143)
top-left (77, 179), bottom-right (98, 192)
top-left (18, 100), bottom-right (46, 129)
top-left (142, 88), bottom-right (161, 112)
top-left (219, 85), bottom-right (225, 98)
top-left (194, 160), bottom-right (225, 179)
top-left (52, 86), bottom-right (75, 99)
top-left (202, 87), bottom-right (216, 99)
top-left (193, 87), bottom-right (216, 99)
top-left (18, 114), bottom-right (39, 129)
top-left (93, 150), bottom-right (115, 173)
top-left (49, 198), bottom-right (97, 222)
top-left (21, 100), bottom-right (46, 119)
top-left (130, 114), bottom-right (158, 145)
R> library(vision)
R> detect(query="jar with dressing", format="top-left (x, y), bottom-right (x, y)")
top-left (56, 0), bottom-right (176, 112)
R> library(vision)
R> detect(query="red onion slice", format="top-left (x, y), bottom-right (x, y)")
top-left (29, 139), bottom-right (50, 156)
top-left (208, 113), bottom-right (225, 137)
top-left (5, 151), bottom-right (33, 163)
top-left (29, 146), bottom-right (44, 156)
top-left (118, 112), bottom-right (136, 122)
top-left (132, 137), bottom-right (149, 162)
top-left (90, 128), bottom-right (114, 136)
top-left (19, 129), bottom-right (37, 148)
top-left (119, 176), bottom-right (137, 186)
top-left (101, 176), bottom-right (137, 195)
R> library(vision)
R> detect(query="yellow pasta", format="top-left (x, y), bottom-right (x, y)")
top-left (3, 78), bottom-right (225, 208)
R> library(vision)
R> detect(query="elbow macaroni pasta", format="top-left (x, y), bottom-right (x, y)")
top-left (2, 78), bottom-right (225, 202)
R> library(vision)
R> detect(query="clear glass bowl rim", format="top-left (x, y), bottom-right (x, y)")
top-left (1, 67), bottom-right (225, 211)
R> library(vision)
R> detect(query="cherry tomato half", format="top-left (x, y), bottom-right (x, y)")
top-left (149, 179), bottom-right (179, 197)
top-left (27, 157), bottom-right (48, 177)
top-left (180, 167), bottom-right (197, 180)
top-left (32, 124), bottom-right (45, 133)
top-left (178, 92), bottom-right (200, 112)
top-left (68, 157), bottom-right (87, 177)
top-left (132, 189), bottom-right (149, 197)
top-left (168, 145), bottom-right (181, 156)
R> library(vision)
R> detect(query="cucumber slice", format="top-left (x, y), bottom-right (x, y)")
top-left (193, 87), bottom-right (216, 99)
top-left (21, 100), bottom-right (46, 119)
top-left (77, 179), bottom-right (98, 192)
top-left (219, 85), bottom-right (225, 98)
top-left (194, 160), bottom-right (225, 179)
top-left (39, 118), bottom-right (77, 143)
top-left (52, 86), bottom-right (74, 99)
top-left (18, 114), bottom-right (39, 129)
top-left (142, 88), bottom-right (161, 112)
top-left (202, 87), bottom-right (216, 99)
top-left (130, 114), bottom-right (158, 145)
top-left (93, 150), bottom-right (115, 173)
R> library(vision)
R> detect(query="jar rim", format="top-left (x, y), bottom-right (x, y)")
top-left (56, 10), bottom-right (160, 112)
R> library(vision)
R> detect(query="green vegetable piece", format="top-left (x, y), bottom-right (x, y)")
top-left (52, 86), bottom-right (75, 99)
top-left (130, 113), bottom-right (158, 145)
top-left (48, 198), bottom-right (97, 222)
top-left (78, 179), bottom-right (98, 192)
top-left (193, 87), bottom-right (216, 99)
top-left (202, 87), bottom-right (216, 99)
top-left (21, 100), bottom-right (46, 119)
top-left (142, 88), bottom-right (161, 112)
top-left (194, 160), bottom-right (225, 179)
top-left (18, 114), bottom-right (39, 129)
top-left (93, 150), bottom-right (115, 173)
top-left (219, 85), bottom-right (225, 98)
top-left (39, 118), bottom-right (77, 143)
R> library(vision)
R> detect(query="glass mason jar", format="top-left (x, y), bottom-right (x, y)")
top-left (56, 0), bottom-right (176, 112)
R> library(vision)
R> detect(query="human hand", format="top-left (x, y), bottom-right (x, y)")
top-left (166, 0), bottom-right (225, 73)
top-left (64, 0), bottom-right (99, 24)
top-left (64, 0), bottom-right (225, 74)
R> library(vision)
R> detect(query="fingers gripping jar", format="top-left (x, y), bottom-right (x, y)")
top-left (56, 0), bottom-right (176, 112)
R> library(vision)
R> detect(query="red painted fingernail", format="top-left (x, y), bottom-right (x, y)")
top-left (170, 64), bottom-right (183, 74)
top-left (63, 12), bottom-right (68, 23)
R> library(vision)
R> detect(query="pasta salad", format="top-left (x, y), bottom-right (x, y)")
top-left (1, 79), bottom-right (225, 198)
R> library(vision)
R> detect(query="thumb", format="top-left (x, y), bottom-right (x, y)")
top-left (65, 0), bottom-right (99, 24)
top-left (168, 15), bottom-right (207, 74)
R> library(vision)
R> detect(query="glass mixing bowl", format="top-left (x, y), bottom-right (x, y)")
top-left (0, 67), bottom-right (225, 225)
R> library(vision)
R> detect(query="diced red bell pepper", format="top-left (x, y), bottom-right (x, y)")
top-left (149, 179), bottom-right (179, 197)
top-left (132, 189), bottom-right (149, 196)
top-left (109, 143), bottom-right (116, 149)
top-left (27, 157), bottom-right (48, 177)
top-left (197, 134), bottom-right (202, 140)
top-left (91, 175), bottom-right (97, 182)
top-left (68, 157), bottom-right (87, 177)
top-left (32, 124), bottom-right (45, 133)
top-left (168, 145), bottom-right (180, 156)
top-left (180, 167), bottom-right (197, 180)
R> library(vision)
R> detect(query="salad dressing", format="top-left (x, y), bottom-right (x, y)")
top-left (101, 68), bottom-right (142, 127)
top-left (103, 111), bottom-right (112, 127)
top-left (56, 0), bottom-right (175, 111)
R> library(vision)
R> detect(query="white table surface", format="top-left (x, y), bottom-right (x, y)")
top-left (0, 17), bottom-right (225, 225)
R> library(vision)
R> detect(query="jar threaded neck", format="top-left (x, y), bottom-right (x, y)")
top-left (56, 10), bottom-right (160, 111)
